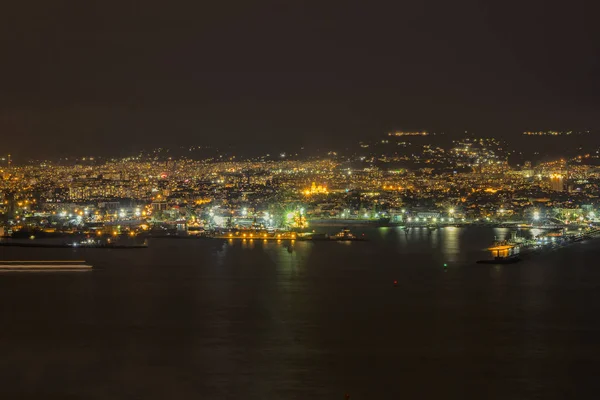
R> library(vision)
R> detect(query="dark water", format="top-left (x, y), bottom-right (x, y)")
top-left (1, 227), bottom-right (600, 399)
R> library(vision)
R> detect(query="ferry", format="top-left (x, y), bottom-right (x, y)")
top-left (68, 238), bottom-right (148, 249)
top-left (0, 260), bottom-right (92, 270)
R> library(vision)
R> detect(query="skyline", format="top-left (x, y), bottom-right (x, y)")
top-left (2, 1), bottom-right (600, 158)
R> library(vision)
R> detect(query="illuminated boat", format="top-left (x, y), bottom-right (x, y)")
top-left (302, 228), bottom-right (368, 241)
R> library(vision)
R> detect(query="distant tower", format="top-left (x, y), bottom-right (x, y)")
top-left (7, 154), bottom-right (11, 167)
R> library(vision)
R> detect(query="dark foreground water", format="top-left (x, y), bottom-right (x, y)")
top-left (2, 227), bottom-right (600, 399)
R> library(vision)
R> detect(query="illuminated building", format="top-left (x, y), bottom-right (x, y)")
top-left (550, 174), bottom-right (564, 192)
top-left (303, 182), bottom-right (328, 196)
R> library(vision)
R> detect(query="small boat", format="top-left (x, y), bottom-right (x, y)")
top-left (330, 228), bottom-right (362, 241)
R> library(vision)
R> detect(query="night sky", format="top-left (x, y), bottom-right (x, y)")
top-left (1, 1), bottom-right (599, 158)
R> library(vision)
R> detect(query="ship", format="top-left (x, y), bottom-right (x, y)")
top-left (0, 260), bottom-right (92, 270)
top-left (68, 237), bottom-right (148, 249)
top-left (298, 228), bottom-right (368, 242)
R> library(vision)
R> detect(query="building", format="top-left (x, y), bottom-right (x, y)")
top-left (550, 173), bottom-right (564, 192)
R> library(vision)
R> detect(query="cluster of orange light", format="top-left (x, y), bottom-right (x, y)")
top-left (382, 185), bottom-right (403, 190)
top-left (303, 182), bottom-right (328, 195)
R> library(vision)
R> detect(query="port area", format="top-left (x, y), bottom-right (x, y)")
top-left (520, 227), bottom-right (600, 252)
top-left (477, 227), bottom-right (600, 264)
top-left (0, 260), bottom-right (92, 270)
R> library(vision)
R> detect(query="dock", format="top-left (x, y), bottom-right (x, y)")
top-left (0, 260), bottom-right (93, 270)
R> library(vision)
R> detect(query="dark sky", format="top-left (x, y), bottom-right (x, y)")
top-left (1, 0), bottom-right (599, 158)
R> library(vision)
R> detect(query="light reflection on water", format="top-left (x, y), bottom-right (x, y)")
top-left (0, 227), bottom-right (598, 398)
